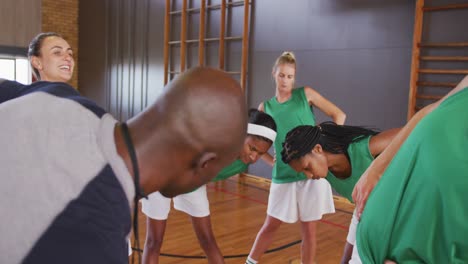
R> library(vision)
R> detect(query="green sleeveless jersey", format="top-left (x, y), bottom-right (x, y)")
top-left (264, 87), bottom-right (316, 183)
top-left (326, 136), bottom-right (373, 202)
top-left (188, 159), bottom-right (248, 193)
top-left (357, 87), bottom-right (468, 263)
top-left (211, 159), bottom-right (248, 182)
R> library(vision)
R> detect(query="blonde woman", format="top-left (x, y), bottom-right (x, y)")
top-left (246, 51), bottom-right (346, 264)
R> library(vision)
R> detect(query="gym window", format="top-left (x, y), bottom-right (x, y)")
top-left (0, 54), bottom-right (31, 85)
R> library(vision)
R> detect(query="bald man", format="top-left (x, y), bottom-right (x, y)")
top-left (0, 67), bottom-right (246, 264)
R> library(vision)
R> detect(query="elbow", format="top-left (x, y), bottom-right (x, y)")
top-left (335, 112), bottom-right (346, 125)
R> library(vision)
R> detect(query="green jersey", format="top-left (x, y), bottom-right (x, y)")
top-left (357, 87), bottom-right (468, 263)
top-left (188, 159), bottom-right (248, 193)
top-left (326, 136), bottom-right (373, 202)
top-left (264, 87), bottom-right (316, 183)
top-left (211, 159), bottom-right (248, 182)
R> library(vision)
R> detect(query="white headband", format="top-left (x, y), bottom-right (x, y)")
top-left (247, 123), bottom-right (277, 142)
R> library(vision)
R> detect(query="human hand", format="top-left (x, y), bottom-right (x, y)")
top-left (352, 170), bottom-right (381, 220)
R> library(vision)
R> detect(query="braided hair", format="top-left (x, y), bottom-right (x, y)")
top-left (281, 121), bottom-right (378, 164)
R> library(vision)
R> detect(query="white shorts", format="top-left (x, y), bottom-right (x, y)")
top-left (267, 179), bottom-right (335, 223)
top-left (141, 185), bottom-right (210, 219)
top-left (349, 238), bottom-right (363, 264)
top-left (127, 238), bottom-right (132, 256)
top-left (347, 210), bottom-right (358, 245)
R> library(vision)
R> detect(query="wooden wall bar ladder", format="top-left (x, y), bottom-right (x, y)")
top-left (407, 0), bottom-right (468, 119)
top-left (163, 0), bottom-right (251, 92)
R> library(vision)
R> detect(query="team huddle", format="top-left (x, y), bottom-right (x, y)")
top-left (0, 32), bottom-right (467, 264)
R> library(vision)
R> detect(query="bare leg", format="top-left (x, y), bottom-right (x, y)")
top-left (191, 215), bottom-right (225, 264)
top-left (142, 217), bottom-right (167, 264)
top-left (340, 242), bottom-right (354, 264)
top-left (248, 215), bottom-right (283, 261)
top-left (300, 221), bottom-right (317, 264)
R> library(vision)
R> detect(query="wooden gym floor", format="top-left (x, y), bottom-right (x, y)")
top-left (132, 175), bottom-right (354, 263)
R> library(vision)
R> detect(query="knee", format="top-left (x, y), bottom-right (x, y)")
top-left (260, 220), bottom-right (281, 234)
top-left (145, 234), bottom-right (164, 252)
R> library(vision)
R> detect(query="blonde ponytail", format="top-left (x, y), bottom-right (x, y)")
top-left (272, 51), bottom-right (296, 73)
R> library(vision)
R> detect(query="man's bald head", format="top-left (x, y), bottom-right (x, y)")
top-left (156, 67), bottom-right (246, 155)
top-left (131, 67), bottom-right (247, 197)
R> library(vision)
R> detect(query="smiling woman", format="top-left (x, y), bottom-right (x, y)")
top-left (27, 32), bottom-right (75, 83)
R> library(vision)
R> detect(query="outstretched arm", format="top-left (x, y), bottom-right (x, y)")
top-left (304, 86), bottom-right (346, 125)
top-left (191, 216), bottom-right (225, 264)
top-left (352, 75), bottom-right (468, 219)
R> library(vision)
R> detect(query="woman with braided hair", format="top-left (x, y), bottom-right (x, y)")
top-left (281, 122), bottom-right (400, 263)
